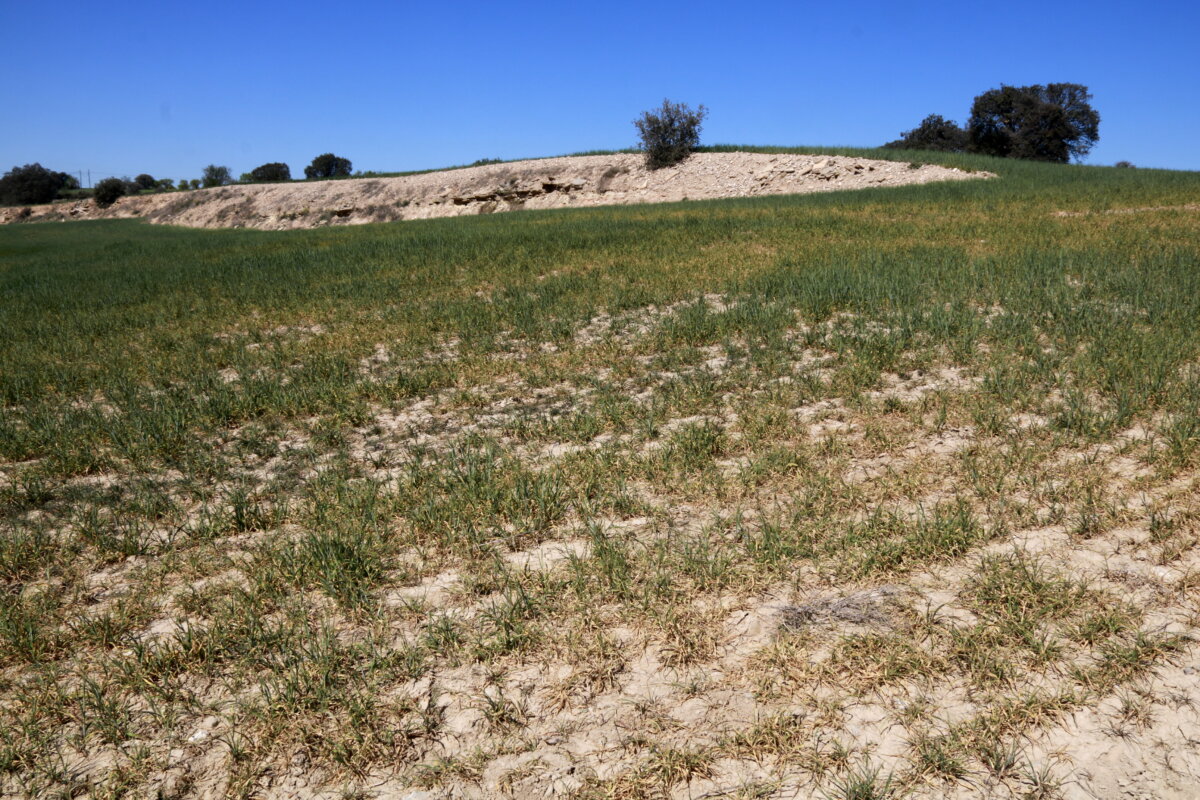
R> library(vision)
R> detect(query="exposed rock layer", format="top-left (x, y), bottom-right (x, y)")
top-left (1, 153), bottom-right (991, 230)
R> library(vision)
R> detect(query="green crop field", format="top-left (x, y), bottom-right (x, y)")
top-left (2, 148), bottom-right (1199, 799)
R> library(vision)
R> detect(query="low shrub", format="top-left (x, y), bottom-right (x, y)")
top-left (884, 115), bottom-right (967, 152)
top-left (93, 178), bottom-right (129, 208)
top-left (634, 100), bottom-right (708, 170)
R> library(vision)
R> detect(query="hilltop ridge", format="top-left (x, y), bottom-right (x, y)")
top-left (1, 152), bottom-right (989, 230)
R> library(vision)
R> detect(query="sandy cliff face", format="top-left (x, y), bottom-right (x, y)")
top-left (1, 153), bottom-right (990, 230)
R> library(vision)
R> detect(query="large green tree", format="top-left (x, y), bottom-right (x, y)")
top-left (201, 165), bottom-right (233, 188)
top-left (0, 163), bottom-right (74, 206)
top-left (249, 162), bottom-right (292, 182)
top-left (304, 154), bottom-right (352, 179)
top-left (967, 83), bottom-right (1099, 163)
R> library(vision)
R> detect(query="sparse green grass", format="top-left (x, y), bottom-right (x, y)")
top-left (2, 148), bottom-right (1199, 797)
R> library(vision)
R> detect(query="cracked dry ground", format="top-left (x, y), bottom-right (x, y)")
top-left (4, 294), bottom-right (1200, 800)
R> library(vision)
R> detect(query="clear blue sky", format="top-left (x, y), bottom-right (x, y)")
top-left (3, 0), bottom-right (1198, 184)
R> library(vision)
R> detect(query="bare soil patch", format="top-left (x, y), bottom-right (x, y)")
top-left (1052, 203), bottom-right (1200, 218)
top-left (6, 293), bottom-right (1199, 799)
top-left (1, 153), bottom-right (990, 230)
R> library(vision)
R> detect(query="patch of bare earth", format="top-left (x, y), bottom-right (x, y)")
top-left (0, 153), bottom-right (991, 230)
top-left (1052, 203), bottom-right (1200, 218)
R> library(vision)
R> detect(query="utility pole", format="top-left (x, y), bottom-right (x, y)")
top-left (87, 170), bottom-right (91, 189)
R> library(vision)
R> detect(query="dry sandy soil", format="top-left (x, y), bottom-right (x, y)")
top-left (0, 153), bottom-right (989, 230)
top-left (7, 297), bottom-right (1199, 800)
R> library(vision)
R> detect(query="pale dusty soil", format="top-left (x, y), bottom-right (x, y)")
top-left (12, 300), bottom-right (1197, 800)
top-left (0, 153), bottom-right (990, 230)
top-left (1052, 203), bottom-right (1200, 218)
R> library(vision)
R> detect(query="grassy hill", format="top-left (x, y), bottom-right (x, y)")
top-left (2, 149), bottom-right (1200, 798)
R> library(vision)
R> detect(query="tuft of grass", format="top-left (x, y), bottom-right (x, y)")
top-left (824, 760), bottom-right (899, 800)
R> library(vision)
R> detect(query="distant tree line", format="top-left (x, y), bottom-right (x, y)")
top-left (884, 83), bottom-right (1101, 163)
top-left (2, 153), bottom-right (358, 208)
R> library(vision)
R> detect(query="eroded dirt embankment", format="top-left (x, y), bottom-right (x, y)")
top-left (1, 152), bottom-right (990, 230)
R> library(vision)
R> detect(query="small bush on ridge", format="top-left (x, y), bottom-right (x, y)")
top-left (634, 99), bottom-right (708, 170)
top-left (93, 178), bottom-right (129, 208)
top-left (884, 114), bottom-right (967, 152)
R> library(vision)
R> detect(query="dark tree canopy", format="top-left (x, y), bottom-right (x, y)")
top-left (304, 154), bottom-right (352, 179)
top-left (249, 162), bottom-right (292, 182)
top-left (884, 114), bottom-right (967, 152)
top-left (201, 165), bottom-right (233, 188)
top-left (967, 83), bottom-right (1099, 163)
top-left (134, 174), bottom-right (157, 191)
top-left (634, 100), bottom-right (708, 170)
top-left (0, 163), bottom-right (74, 206)
top-left (93, 177), bottom-right (129, 208)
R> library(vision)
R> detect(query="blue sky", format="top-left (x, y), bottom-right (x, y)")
top-left (3, 0), bottom-right (1198, 183)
